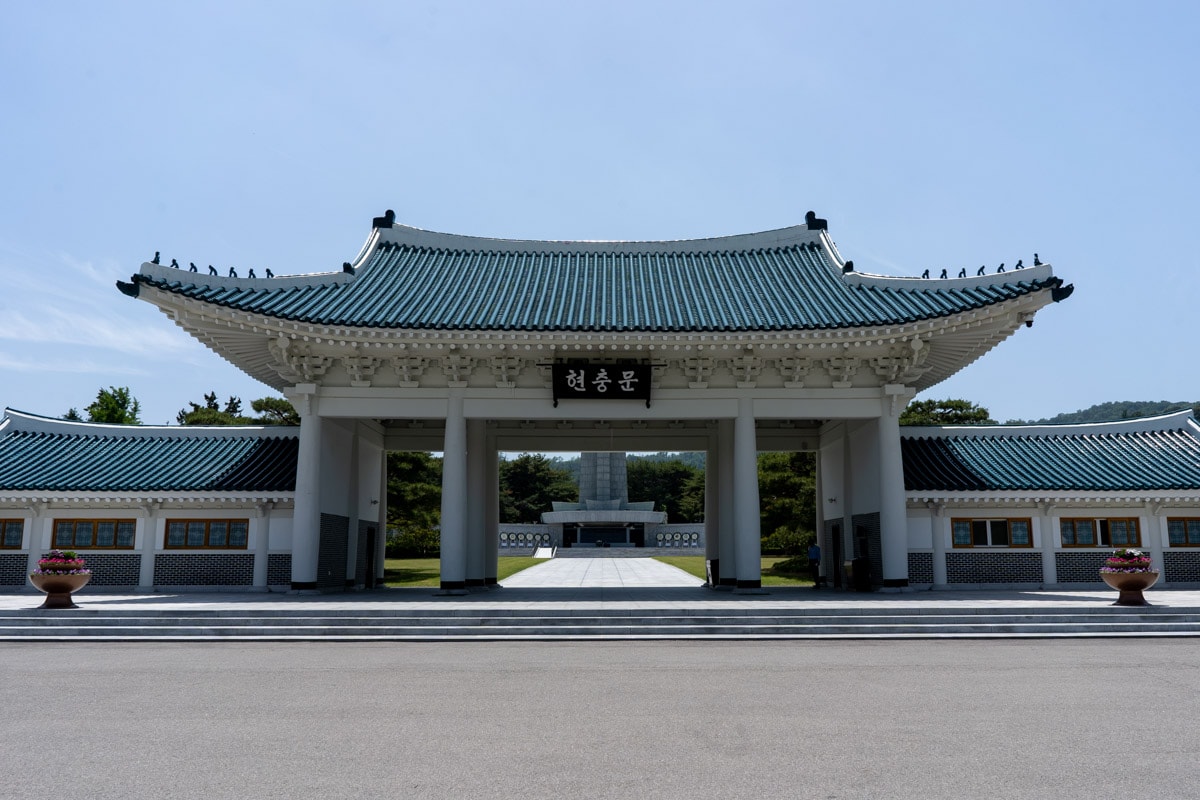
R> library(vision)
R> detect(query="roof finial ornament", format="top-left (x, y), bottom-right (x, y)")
top-left (189, 262), bottom-right (198, 272)
top-left (208, 265), bottom-right (217, 276)
top-left (939, 269), bottom-right (947, 279)
top-left (343, 262), bottom-right (355, 275)
top-left (229, 267), bottom-right (238, 278)
top-left (976, 265), bottom-right (986, 276)
top-left (1033, 253), bottom-right (1042, 266)
top-left (804, 210), bottom-right (827, 231)
top-left (1014, 259), bottom-right (1023, 269)
top-left (958, 267), bottom-right (967, 278)
top-left (372, 209), bottom-right (396, 228)
top-left (266, 268), bottom-right (275, 278)
top-left (170, 258), bottom-right (178, 268)
top-left (842, 260), bottom-right (854, 273)
top-left (152, 251), bottom-right (160, 264)
top-left (921, 269), bottom-right (929, 279)
top-left (247, 268), bottom-right (256, 279)
top-left (996, 263), bottom-right (1005, 273)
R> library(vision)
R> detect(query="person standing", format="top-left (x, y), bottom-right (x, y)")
top-left (808, 541), bottom-right (823, 589)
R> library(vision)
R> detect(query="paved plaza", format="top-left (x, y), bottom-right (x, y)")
top-left (2, 638), bottom-right (1198, 800)
top-left (498, 555), bottom-right (705, 588)
top-left (1, 555), bottom-right (1198, 614)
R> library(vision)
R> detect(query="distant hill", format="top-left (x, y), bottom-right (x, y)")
top-left (1010, 400), bottom-right (1200, 425)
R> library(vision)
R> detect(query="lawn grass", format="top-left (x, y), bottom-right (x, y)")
top-left (382, 556), bottom-right (542, 587)
top-left (652, 555), bottom-right (813, 587)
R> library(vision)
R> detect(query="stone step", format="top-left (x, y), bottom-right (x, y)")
top-left (4, 608), bottom-right (1200, 640)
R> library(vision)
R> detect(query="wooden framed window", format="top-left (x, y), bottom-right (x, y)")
top-left (1168, 518), bottom-right (1200, 546)
top-left (1060, 517), bottom-right (1140, 548)
top-left (1, 519), bottom-right (23, 548)
top-left (951, 518), bottom-right (1033, 548)
top-left (164, 519), bottom-right (249, 549)
top-left (53, 519), bottom-right (136, 549)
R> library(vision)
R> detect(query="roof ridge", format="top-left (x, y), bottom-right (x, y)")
top-left (1, 408), bottom-right (297, 439)
top-left (902, 409), bottom-right (1197, 439)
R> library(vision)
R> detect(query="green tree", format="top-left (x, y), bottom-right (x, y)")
top-left (757, 451), bottom-right (816, 547)
top-left (900, 398), bottom-right (995, 426)
top-left (68, 386), bottom-right (142, 424)
top-left (626, 457), bottom-right (703, 523)
top-left (500, 454), bottom-right (577, 523)
top-left (387, 451), bottom-right (442, 532)
top-left (250, 397), bottom-right (301, 425)
top-left (677, 468), bottom-right (707, 522)
top-left (177, 392), bottom-right (298, 426)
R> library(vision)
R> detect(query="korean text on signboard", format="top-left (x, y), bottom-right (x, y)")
top-left (552, 363), bottom-right (651, 407)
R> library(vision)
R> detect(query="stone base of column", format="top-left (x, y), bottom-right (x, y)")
top-left (717, 577), bottom-right (737, 590)
top-left (437, 580), bottom-right (469, 595)
top-left (735, 579), bottom-right (766, 594)
top-left (466, 578), bottom-right (487, 588)
top-left (484, 577), bottom-right (498, 585)
top-left (290, 581), bottom-right (318, 592)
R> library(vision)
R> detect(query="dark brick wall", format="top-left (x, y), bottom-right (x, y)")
top-left (947, 551), bottom-right (1043, 584)
top-left (908, 552), bottom-right (934, 584)
top-left (1164, 551), bottom-right (1200, 583)
top-left (153, 553), bottom-right (254, 586)
top-left (69, 552), bottom-right (140, 586)
top-left (851, 513), bottom-right (882, 585)
top-left (0, 553), bottom-right (27, 586)
top-left (1055, 551), bottom-right (1111, 583)
top-left (318, 514), bottom-right (348, 590)
top-left (267, 553), bottom-right (291, 586)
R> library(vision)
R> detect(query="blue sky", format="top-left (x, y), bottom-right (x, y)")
top-left (2, 1), bottom-right (1197, 425)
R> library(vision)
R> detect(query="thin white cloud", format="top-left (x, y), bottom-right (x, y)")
top-left (0, 307), bottom-right (194, 356)
top-left (0, 352), bottom-right (148, 376)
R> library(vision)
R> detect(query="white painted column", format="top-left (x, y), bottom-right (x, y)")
top-left (377, 449), bottom-right (389, 586)
top-left (344, 430), bottom-right (361, 590)
top-left (137, 502), bottom-right (159, 589)
top-left (814, 450), bottom-right (825, 585)
top-left (24, 507), bottom-right (48, 584)
top-left (930, 503), bottom-right (948, 586)
top-left (484, 432), bottom-right (500, 586)
top-left (717, 418), bottom-right (736, 588)
top-left (253, 502), bottom-right (273, 588)
top-left (878, 388), bottom-right (910, 589)
top-left (1143, 506), bottom-right (1164, 581)
top-left (704, 429), bottom-right (720, 586)
top-left (1039, 503), bottom-right (1058, 585)
top-left (439, 390), bottom-right (468, 594)
top-left (466, 418), bottom-right (487, 588)
top-left (289, 387), bottom-right (323, 590)
top-left (733, 397), bottom-right (762, 590)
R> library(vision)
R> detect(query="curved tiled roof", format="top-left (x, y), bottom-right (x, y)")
top-left (129, 222), bottom-right (1064, 333)
top-left (0, 410), bottom-right (298, 493)
top-left (902, 411), bottom-right (1200, 492)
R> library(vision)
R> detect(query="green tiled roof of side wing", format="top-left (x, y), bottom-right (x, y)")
top-left (129, 223), bottom-right (1065, 332)
top-left (0, 410), bottom-right (298, 493)
top-left (902, 411), bottom-right (1200, 492)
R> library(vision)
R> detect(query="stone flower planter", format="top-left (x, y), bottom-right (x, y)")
top-left (30, 572), bottom-right (92, 609)
top-left (1100, 548), bottom-right (1158, 606)
top-left (30, 550), bottom-right (92, 609)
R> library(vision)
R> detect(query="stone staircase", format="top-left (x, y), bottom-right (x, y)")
top-left (4, 604), bottom-right (1200, 641)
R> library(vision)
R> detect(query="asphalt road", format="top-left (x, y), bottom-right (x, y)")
top-left (2, 640), bottom-right (1197, 800)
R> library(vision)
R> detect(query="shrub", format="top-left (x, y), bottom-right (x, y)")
top-left (761, 527), bottom-right (814, 556)
top-left (386, 527), bottom-right (441, 558)
top-left (768, 556), bottom-right (810, 576)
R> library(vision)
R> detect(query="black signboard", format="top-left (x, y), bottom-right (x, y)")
top-left (552, 363), bottom-right (652, 407)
